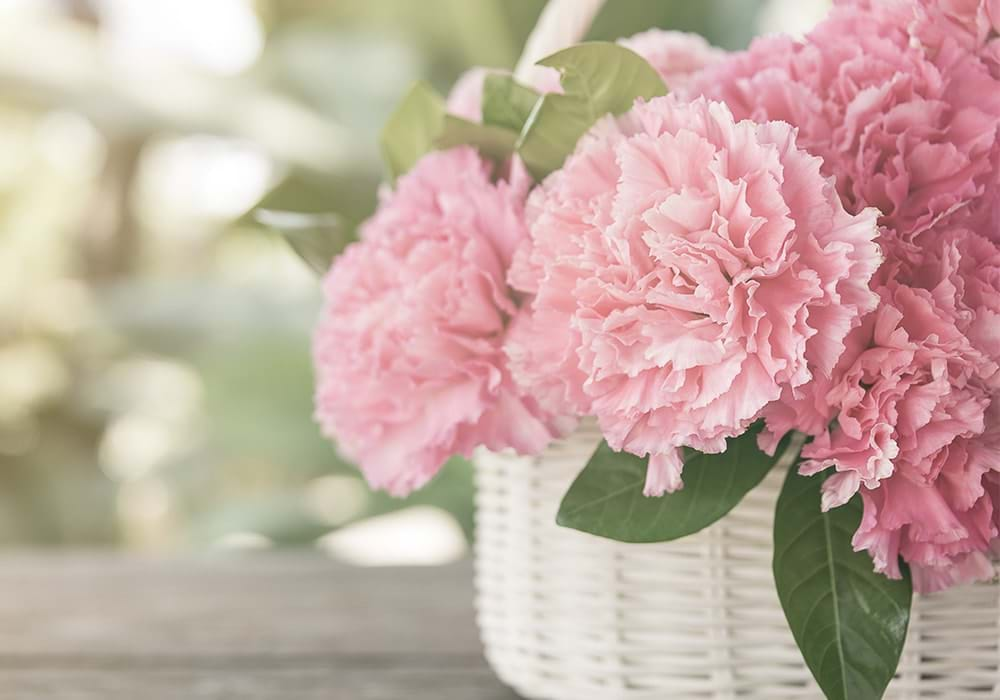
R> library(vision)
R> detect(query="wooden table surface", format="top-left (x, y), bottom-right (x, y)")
top-left (0, 553), bottom-right (520, 699)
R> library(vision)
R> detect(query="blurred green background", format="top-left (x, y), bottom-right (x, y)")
top-left (0, 0), bottom-right (827, 559)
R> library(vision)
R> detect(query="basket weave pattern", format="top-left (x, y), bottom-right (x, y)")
top-left (474, 423), bottom-right (1000, 699)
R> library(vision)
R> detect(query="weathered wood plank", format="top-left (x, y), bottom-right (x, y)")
top-left (0, 553), bottom-right (519, 699)
top-left (0, 666), bottom-right (520, 700)
top-left (0, 554), bottom-right (482, 655)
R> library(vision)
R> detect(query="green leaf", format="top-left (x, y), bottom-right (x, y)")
top-left (255, 209), bottom-right (350, 276)
top-left (556, 423), bottom-right (792, 543)
top-left (381, 81), bottom-right (524, 177)
top-left (517, 42), bottom-right (668, 180)
top-left (380, 81), bottom-right (446, 182)
top-left (481, 74), bottom-right (540, 132)
top-left (773, 468), bottom-right (912, 700)
top-left (241, 168), bottom-right (367, 276)
top-left (435, 115), bottom-right (518, 163)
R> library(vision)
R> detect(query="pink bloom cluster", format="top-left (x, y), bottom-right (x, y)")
top-left (800, 237), bottom-right (1000, 591)
top-left (506, 96), bottom-right (881, 495)
top-left (692, 0), bottom-right (1000, 591)
top-left (315, 7), bottom-right (1000, 592)
top-left (316, 29), bottom-right (728, 498)
top-left (312, 148), bottom-right (564, 496)
top-left (618, 30), bottom-right (725, 91)
top-left (691, 0), bottom-right (1000, 256)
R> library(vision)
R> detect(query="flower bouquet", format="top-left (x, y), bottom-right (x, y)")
top-left (290, 1), bottom-right (1000, 698)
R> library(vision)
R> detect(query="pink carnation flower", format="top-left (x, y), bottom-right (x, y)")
top-left (691, 0), bottom-right (1000, 252)
top-left (313, 147), bottom-right (564, 496)
top-left (506, 96), bottom-right (881, 495)
top-left (903, 0), bottom-right (1000, 78)
top-left (797, 231), bottom-right (1000, 592)
top-left (617, 30), bottom-right (725, 92)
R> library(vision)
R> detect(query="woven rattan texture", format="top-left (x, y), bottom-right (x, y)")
top-left (474, 423), bottom-right (1000, 699)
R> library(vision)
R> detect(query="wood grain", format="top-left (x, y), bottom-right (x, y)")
top-left (0, 553), bottom-right (519, 699)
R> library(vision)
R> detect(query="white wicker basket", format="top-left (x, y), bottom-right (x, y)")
top-left (474, 422), bottom-right (1000, 699)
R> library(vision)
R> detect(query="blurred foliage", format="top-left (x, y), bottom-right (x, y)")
top-left (0, 0), bottom-right (769, 553)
